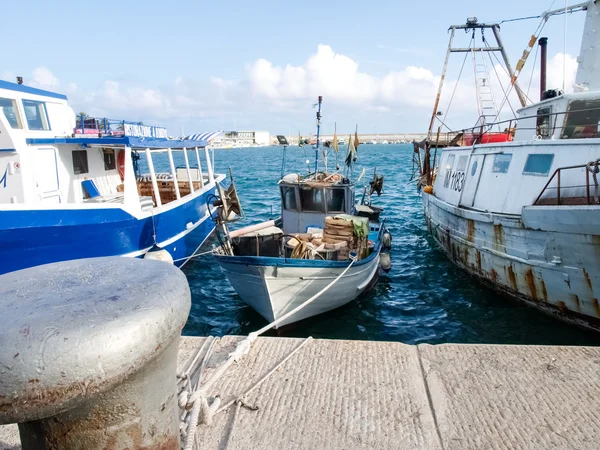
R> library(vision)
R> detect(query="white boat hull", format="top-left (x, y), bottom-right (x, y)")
top-left (423, 193), bottom-right (600, 331)
top-left (217, 254), bottom-right (381, 327)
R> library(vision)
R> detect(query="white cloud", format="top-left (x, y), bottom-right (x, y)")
top-left (31, 67), bottom-right (60, 89)
top-left (12, 48), bottom-right (579, 134)
top-left (547, 53), bottom-right (578, 92)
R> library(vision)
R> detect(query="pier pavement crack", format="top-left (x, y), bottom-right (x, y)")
top-left (416, 346), bottom-right (445, 450)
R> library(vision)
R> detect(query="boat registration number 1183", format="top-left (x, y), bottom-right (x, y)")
top-left (443, 154), bottom-right (468, 192)
top-left (450, 171), bottom-right (465, 192)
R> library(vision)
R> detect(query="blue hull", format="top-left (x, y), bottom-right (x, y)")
top-left (0, 186), bottom-right (219, 275)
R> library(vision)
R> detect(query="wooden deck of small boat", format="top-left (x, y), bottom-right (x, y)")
top-left (2, 336), bottom-right (600, 449)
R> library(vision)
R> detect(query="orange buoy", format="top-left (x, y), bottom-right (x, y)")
top-left (423, 185), bottom-right (434, 194)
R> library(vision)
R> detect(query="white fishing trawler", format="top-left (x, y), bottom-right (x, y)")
top-left (0, 78), bottom-right (225, 274)
top-left (212, 97), bottom-right (392, 327)
top-left (416, 1), bottom-right (600, 330)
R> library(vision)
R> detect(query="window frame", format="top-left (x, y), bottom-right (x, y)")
top-left (103, 149), bottom-right (116, 171)
top-left (299, 185), bottom-right (325, 213)
top-left (325, 187), bottom-right (346, 213)
top-left (492, 154), bottom-right (513, 174)
top-left (443, 154), bottom-right (456, 188)
top-left (281, 185), bottom-right (299, 211)
top-left (536, 106), bottom-right (552, 139)
top-left (72, 150), bottom-right (89, 175)
top-left (0, 97), bottom-right (23, 129)
top-left (561, 99), bottom-right (600, 139)
top-left (22, 99), bottom-right (51, 131)
top-left (523, 153), bottom-right (554, 177)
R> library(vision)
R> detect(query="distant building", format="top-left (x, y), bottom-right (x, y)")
top-left (215, 130), bottom-right (270, 147)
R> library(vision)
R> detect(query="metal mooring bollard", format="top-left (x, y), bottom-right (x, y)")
top-left (0, 257), bottom-right (191, 449)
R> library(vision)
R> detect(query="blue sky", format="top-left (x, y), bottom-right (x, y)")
top-left (2, 0), bottom-right (586, 135)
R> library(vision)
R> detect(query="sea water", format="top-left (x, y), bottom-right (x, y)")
top-left (173, 144), bottom-right (600, 345)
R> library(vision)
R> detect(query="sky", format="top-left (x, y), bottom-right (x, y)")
top-left (2, 0), bottom-right (587, 135)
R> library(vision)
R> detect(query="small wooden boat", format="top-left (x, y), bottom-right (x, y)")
top-left (212, 97), bottom-right (391, 327)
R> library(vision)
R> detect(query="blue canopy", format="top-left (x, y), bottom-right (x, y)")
top-left (26, 135), bottom-right (214, 149)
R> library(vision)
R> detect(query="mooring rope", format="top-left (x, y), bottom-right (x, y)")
top-left (179, 257), bottom-right (357, 450)
top-left (587, 159), bottom-right (600, 204)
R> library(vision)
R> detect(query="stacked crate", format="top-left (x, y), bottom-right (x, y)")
top-left (323, 217), bottom-right (355, 260)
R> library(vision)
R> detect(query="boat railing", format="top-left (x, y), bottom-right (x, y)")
top-left (533, 162), bottom-right (600, 206)
top-left (75, 116), bottom-right (168, 138)
top-left (428, 105), bottom-right (600, 146)
top-left (140, 146), bottom-right (214, 208)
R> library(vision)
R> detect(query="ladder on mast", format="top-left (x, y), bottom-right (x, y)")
top-left (472, 48), bottom-right (500, 130)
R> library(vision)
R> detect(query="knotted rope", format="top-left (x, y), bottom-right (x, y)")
top-left (586, 159), bottom-right (600, 204)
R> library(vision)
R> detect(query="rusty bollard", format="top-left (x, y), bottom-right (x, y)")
top-left (0, 257), bottom-right (191, 449)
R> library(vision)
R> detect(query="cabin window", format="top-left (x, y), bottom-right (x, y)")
top-left (281, 186), bottom-right (298, 211)
top-left (22, 100), bottom-right (50, 131)
top-left (456, 155), bottom-right (468, 172)
top-left (103, 149), bottom-right (116, 170)
top-left (523, 154), bottom-right (554, 176)
top-left (561, 99), bottom-right (600, 139)
top-left (536, 107), bottom-right (552, 138)
top-left (492, 154), bottom-right (512, 173)
top-left (0, 98), bottom-right (22, 129)
top-left (443, 154), bottom-right (456, 188)
top-left (72, 150), bottom-right (89, 175)
top-left (299, 186), bottom-right (325, 212)
top-left (326, 188), bottom-right (346, 213)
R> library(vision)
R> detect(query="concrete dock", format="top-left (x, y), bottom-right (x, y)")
top-left (3, 335), bottom-right (599, 449)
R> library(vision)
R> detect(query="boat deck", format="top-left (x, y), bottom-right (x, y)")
top-left (2, 336), bottom-right (600, 449)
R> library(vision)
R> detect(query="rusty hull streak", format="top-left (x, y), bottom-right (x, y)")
top-left (490, 268), bottom-right (498, 283)
top-left (505, 265), bottom-right (518, 291)
top-left (557, 301), bottom-right (568, 312)
top-left (583, 268), bottom-right (593, 291)
top-left (540, 278), bottom-right (548, 302)
top-left (493, 224), bottom-right (504, 251)
top-left (572, 294), bottom-right (581, 312)
top-left (524, 269), bottom-right (538, 301)
top-left (593, 298), bottom-right (600, 318)
top-left (467, 219), bottom-right (475, 243)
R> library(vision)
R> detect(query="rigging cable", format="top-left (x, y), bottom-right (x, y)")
top-left (441, 32), bottom-right (475, 131)
top-left (526, 40), bottom-right (541, 100)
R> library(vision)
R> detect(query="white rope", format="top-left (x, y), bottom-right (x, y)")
top-left (587, 159), bottom-right (600, 204)
top-left (180, 257), bottom-right (357, 449)
top-left (173, 248), bottom-right (215, 263)
top-left (216, 337), bottom-right (313, 414)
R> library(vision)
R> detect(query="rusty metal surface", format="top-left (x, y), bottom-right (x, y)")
top-left (423, 194), bottom-right (600, 331)
top-left (0, 257), bottom-right (191, 449)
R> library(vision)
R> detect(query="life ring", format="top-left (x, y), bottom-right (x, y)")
top-left (117, 150), bottom-right (125, 181)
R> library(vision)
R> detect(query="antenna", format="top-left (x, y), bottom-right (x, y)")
top-left (563, 0), bottom-right (568, 91)
top-left (314, 96), bottom-right (323, 174)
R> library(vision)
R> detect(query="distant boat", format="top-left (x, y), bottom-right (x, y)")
top-left (370, 140), bottom-right (378, 145)
top-left (381, 140), bottom-right (389, 145)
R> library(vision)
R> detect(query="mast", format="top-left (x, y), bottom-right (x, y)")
top-left (314, 95), bottom-right (323, 174)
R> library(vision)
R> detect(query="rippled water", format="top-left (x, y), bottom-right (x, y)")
top-left (180, 144), bottom-right (600, 346)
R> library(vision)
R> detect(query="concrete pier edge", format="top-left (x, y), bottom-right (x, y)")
top-left (5, 335), bottom-right (597, 449)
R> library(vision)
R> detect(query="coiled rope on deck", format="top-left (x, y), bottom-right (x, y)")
top-left (179, 256), bottom-right (358, 450)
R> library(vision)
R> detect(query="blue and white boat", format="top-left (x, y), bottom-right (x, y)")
top-left (213, 97), bottom-right (392, 327)
top-left (0, 78), bottom-right (225, 274)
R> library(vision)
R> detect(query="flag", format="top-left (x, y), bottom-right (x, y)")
top-left (354, 127), bottom-right (360, 151)
top-left (345, 134), bottom-right (356, 167)
top-left (332, 125), bottom-right (339, 153)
